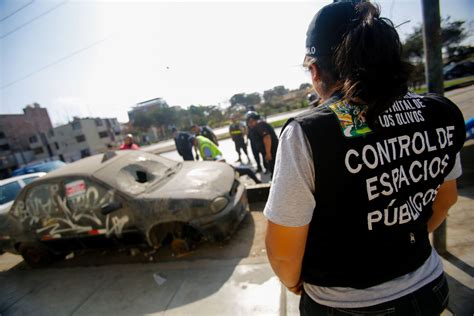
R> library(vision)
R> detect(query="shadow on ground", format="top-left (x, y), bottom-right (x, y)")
top-left (0, 211), bottom-right (267, 315)
top-left (445, 273), bottom-right (474, 316)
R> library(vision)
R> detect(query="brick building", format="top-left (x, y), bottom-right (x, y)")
top-left (0, 103), bottom-right (53, 178)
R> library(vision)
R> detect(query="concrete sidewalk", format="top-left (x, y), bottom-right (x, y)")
top-left (0, 257), bottom-right (281, 316)
top-left (0, 251), bottom-right (471, 315)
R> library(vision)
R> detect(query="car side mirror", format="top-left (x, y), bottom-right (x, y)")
top-left (101, 201), bottom-right (123, 215)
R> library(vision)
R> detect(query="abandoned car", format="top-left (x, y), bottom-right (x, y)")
top-left (0, 151), bottom-right (248, 266)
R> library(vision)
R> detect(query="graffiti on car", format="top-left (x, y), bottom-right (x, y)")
top-left (11, 183), bottom-right (128, 237)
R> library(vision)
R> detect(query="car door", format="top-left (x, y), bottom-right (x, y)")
top-left (61, 177), bottom-right (137, 245)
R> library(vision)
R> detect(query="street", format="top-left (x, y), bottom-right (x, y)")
top-left (0, 86), bottom-right (473, 315)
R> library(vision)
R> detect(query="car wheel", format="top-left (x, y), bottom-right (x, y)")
top-left (19, 242), bottom-right (55, 268)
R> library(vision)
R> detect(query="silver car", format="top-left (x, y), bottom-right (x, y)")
top-left (0, 151), bottom-right (248, 266)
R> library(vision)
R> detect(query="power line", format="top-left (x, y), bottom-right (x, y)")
top-left (0, 0), bottom-right (34, 22)
top-left (0, 0), bottom-right (68, 39)
top-left (0, 36), bottom-right (110, 90)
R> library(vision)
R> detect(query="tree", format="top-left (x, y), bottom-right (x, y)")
top-left (263, 85), bottom-right (289, 104)
top-left (133, 111), bottom-right (152, 130)
top-left (246, 93), bottom-right (261, 106)
top-left (402, 18), bottom-right (468, 61)
top-left (229, 92), bottom-right (261, 109)
top-left (402, 26), bottom-right (424, 61)
top-left (229, 93), bottom-right (247, 107)
top-left (299, 83), bottom-right (312, 90)
top-left (442, 18), bottom-right (468, 59)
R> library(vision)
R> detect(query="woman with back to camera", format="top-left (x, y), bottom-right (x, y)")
top-left (264, 1), bottom-right (466, 315)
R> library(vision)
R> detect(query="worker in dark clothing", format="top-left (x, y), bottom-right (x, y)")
top-left (246, 112), bottom-right (266, 173)
top-left (172, 128), bottom-right (194, 161)
top-left (191, 125), bottom-right (218, 146)
top-left (229, 115), bottom-right (251, 163)
top-left (246, 111), bottom-right (278, 176)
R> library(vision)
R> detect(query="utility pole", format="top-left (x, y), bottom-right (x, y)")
top-left (421, 0), bottom-right (447, 254)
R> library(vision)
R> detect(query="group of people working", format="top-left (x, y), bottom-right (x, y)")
top-left (172, 112), bottom-right (278, 181)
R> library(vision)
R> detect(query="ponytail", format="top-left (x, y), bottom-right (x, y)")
top-left (334, 2), bottom-right (413, 129)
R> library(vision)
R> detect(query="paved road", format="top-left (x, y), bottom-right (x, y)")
top-left (143, 108), bottom-right (306, 155)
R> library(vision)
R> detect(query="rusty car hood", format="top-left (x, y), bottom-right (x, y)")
top-left (141, 161), bottom-right (235, 200)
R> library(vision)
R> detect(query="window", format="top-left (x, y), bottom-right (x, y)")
top-left (76, 135), bottom-right (86, 143)
top-left (29, 135), bottom-right (38, 143)
top-left (95, 118), bottom-right (103, 126)
top-left (0, 181), bottom-right (22, 205)
top-left (48, 129), bottom-right (55, 137)
top-left (72, 121), bottom-right (81, 130)
top-left (34, 147), bottom-right (44, 155)
top-left (54, 142), bottom-right (59, 150)
top-left (20, 182), bottom-right (61, 221)
top-left (98, 131), bottom-right (109, 138)
top-left (0, 144), bottom-right (10, 151)
top-left (0, 131), bottom-right (5, 139)
top-left (23, 176), bottom-right (40, 185)
top-left (80, 148), bottom-right (90, 158)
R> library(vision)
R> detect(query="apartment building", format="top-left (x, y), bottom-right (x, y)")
top-left (27, 117), bottom-right (122, 163)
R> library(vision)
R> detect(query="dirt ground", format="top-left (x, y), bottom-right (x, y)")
top-left (0, 202), bottom-right (268, 272)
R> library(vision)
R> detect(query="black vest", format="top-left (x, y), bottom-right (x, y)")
top-left (286, 92), bottom-right (466, 289)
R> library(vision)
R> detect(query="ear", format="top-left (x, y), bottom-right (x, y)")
top-left (308, 63), bottom-right (320, 82)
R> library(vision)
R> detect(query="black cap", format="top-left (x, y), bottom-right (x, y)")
top-left (306, 2), bottom-right (357, 59)
top-left (245, 111), bottom-right (260, 124)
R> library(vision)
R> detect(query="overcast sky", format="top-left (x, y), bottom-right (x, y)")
top-left (1, 0), bottom-right (473, 125)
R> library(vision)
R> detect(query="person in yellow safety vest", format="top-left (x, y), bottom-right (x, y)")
top-left (189, 135), bottom-right (262, 184)
top-left (191, 135), bottom-right (223, 161)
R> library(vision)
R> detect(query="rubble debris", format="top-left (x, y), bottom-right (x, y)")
top-left (153, 273), bottom-right (167, 286)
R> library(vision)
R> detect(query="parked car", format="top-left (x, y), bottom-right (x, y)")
top-left (0, 151), bottom-right (248, 266)
top-left (0, 173), bottom-right (46, 215)
top-left (443, 61), bottom-right (474, 80)
top-left (12, 160), bottom-right (66, 176)
top-left (0, 172), bottom-right (46, 254)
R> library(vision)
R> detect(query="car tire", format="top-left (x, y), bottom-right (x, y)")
top-left (19, 242), bottom-right (55, 268)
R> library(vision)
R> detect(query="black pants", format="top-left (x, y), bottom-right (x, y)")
top-left (182, 151), bottom-right (194, 161)
top-left (234, 138), bottom-right (249, 157)
top-left (300, 273), bottom-right (449, 316)
top-left (235, 166), bottom-right (261, 184)
top-left (266, 158), bottom-right (275, 176)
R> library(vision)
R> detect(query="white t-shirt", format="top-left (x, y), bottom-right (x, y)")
top-left (264, 121), bottom-right (462, 308)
